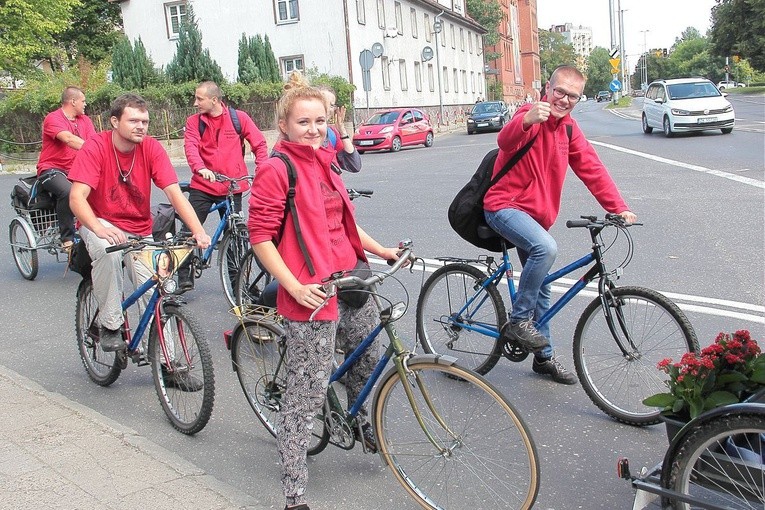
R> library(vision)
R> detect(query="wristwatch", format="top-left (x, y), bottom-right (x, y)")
top-left (340, 134), bottom-right (350, 140)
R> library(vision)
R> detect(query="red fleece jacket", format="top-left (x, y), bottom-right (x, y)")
top-left (483, 101), bottom-right (629, 230)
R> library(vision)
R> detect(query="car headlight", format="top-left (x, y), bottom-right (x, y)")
top-left (492, 116), bottom-right (500, 122)
top-left (722, 105), bottom-right (733, 113)
top-left (380, 126), bottom-right (393, 134)
top-left (467, 119), bottom-right (475, 124)
top-left (670, 108), bottom-right (691, 116)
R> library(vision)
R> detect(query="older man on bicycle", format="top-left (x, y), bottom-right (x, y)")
top-left (484, 65), bottom-right (637, 384)
top-left (69, 93), bottom-right (210, 352)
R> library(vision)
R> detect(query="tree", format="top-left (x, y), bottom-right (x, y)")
top-left (263, 35), bottom-right (281, 81)
top-left (165, 6), bottom-right (224, 84)
top-left (539, 30), bottom-right (577, 84)
top-left (237, 33), bottom-right (280, 84)
top-left (466, 0), bottom-right (503, 60)
top-left (709, 0), bottom-right (765, 72)
top-left (112, 36), bottom-right (161, 89)
top-left (584, 47), bottom-right (613, 96)
top-left (56, 0), bottom-right (123, 65)
top-left (0, 0), bottom-right (78, 76)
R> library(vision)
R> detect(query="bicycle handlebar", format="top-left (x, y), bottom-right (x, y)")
top-left (104, 236), bottom-right (196, 254)
top-left (214, 173), bottom-right (253, 185)
top-left (346, 188), bottom-right (373, 200)
top-left (566, 214), bottom-right (642, 229)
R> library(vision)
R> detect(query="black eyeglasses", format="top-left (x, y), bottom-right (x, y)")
top-left (551, 87), bottom-right (582, 103)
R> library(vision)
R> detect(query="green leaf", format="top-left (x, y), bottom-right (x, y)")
top-left (717, 371), bottom-right (748, 384)
top-left (642, 393), bottom-right (676, 407)
top-left (703, 391), bottom-right (739, 409)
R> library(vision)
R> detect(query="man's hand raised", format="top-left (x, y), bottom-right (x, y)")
top-left (522, 101), bottom-right (551, 128)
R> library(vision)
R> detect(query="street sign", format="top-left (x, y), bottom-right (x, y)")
top-left (421, 46), bottom-right (434, 62)
top-left (609, 48), bottom-right (619, 59)
top-left (361, 69), bottom-right (372, 91)
top-left (609, 79), bottom-right (622, 93)
top-left (371, 42), bottom-right (384, 58)
top-left (609, 58), bottom-right (621, 70)
top-left (359, 49), bottom-right (374, 71)
top-left (611, 68), bottom-right (620, 75)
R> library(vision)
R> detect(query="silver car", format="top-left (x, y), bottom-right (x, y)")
top-left (642, 78), bottom-right (735, 137)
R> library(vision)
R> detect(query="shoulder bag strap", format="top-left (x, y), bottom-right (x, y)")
top-left (487, 134), bottom-right (538, 189)
top-left (273, 152), bottom-right (316, 276)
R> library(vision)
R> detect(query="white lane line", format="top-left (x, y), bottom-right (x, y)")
top-left (590, 140), bottom-right (765, 188)
top-left (369, 257), bottom-right (764, 324)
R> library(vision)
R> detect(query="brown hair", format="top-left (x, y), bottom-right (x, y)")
top-left (110, 93), bottom-right (148, 120)
top-left (276, 71), bottom-right (326, 135)
top-left (197, 81), bottom-right (222, 101)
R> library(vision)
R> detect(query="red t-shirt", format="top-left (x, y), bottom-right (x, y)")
top-left (68, 131), bottom-right (178, 236)
top-left (37, 108), bottom-right (97, 176)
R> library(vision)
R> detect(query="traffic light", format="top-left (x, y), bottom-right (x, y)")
top-left (662, 48), bottom-right (667, 57)
top-left (655, 50), bottom-right (662, 58)
top-left (725, 65), bottom-right (730, 72)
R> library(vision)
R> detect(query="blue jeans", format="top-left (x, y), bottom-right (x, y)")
top-left (485, 208), bottom-right (556, 359)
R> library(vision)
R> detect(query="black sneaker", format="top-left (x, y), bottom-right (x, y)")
top-left (284, 505), bottom-right (310, 510)
top-left (355, 423), bottom-right (378, 453)
top-left (177, 270), bottom-right (194, 293)
top-left (161, 363), bottom-right (204, 392)
top-left (501, 319), bottom-right (550, 352)
top-left (99, 326), bottom-right (125, 352)
top-left (532, 356), bottom-right (578, 385)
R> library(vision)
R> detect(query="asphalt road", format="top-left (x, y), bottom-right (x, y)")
top-left (1, 96), bottom-right (762, 509)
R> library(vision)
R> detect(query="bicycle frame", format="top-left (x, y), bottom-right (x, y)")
top-left (198, 198), bottom-right (234, 265)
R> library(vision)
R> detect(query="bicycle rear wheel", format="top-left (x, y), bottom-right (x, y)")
top-left (10, 218), bottom-right (38, 280)
top-left (416, 263), bottom-right (505, 375)
top-left (148, 303), bottom-right (215, 435)
top-left (374, 361), bottom-right (539, 509)
top-left (667, 412), bottom-right (765, 509)
top-left (75, 278), bottom-right (122, 386)
top-left (219, 224), bottom-right (250, 308)
top-left (234, 249), bottom-right (274, 307)
top-left (231, 320), bottom-right (330, 454)
top-left (573, 286), bottom-right (698, 426)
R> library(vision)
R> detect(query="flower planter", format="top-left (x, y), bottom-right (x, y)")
top-left (659, 414), bottom-right (687, 443)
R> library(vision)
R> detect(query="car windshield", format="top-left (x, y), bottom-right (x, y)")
top-left (365, 111), bottom-right (401, 125)
top-left (473, 102), bottom-right (502, 114)
top-left (667, 82), bottom-right (721, 100)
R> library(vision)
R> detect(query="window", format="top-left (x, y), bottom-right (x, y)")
top-left (460, 28), bottom-right (465, 51)
top-left (281, 55), bottom-right (304, 76)
top-left (450, 24), bottom-right (455, 49)
top-left (401, 110), bottom-right (414, 124)
top-left (275, 0), bottom-right (299, 24)
top-left (441, 26), bottom-right (446, 47)
top-left (414, 61), bottom-right (422, 91)
top-left (462, 70), bottom-right (467, 92)
top-left (399, 60), bottom-right (408, 90)
top-left (382, 56), bottom-right (390, 90)
top-left (413, 110), bottom-right (424, 122)
top-left (453, 68), bottom-right (458, 93)
top-left (443, 66), bottom-right (449, 92)
top-left (428, 63), bottom-right (434, 92)
top-left (394, 2), bottom-right (403, 35)
top-left (377, 0), bottom-right (385, 29)
top-left (424, 14), bottom-right (431, 42)
top-left (471, 71), bottom-right (475, 93)
top-left (356, 0), bottom-right (365, 24)
top-left (165, 2), bottom-right (187, 39)
top-left (410, 8), bottom-right (418, 38)
top-left (468, 31), bottom-right (473, 53)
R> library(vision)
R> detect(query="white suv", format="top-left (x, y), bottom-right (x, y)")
top-left (717, 80), bottom-right (745, 90)
top-left (642, 78), bottom-right (735, 137)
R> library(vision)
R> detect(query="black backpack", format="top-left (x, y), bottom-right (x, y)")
top-left (447, 124), bottom-right (571, 252)
top-left (198, 106), bottom-right (245, 156)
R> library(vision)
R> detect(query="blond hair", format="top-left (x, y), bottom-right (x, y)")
top-left (276, 71), bottom-right (326, 135)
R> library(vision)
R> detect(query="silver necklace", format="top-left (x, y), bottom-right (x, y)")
top-left (112, 137), bottom-right (136, 183)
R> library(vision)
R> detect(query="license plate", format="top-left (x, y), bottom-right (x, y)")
top-left (477, 123), bottom-right (489, 127)
top-left (698, 117), bottom-right (717, 124)
top-left (358, 140), bottom-right (374, 146)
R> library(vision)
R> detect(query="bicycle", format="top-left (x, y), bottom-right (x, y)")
top-left (9, 174), bottom-right (70, 280)
top-left (179, 173), bottom-right (253, 307)
top-left (618, 389), bottom-right (765, 509)
top-left (233, 187), bottom-right (374, 308)
top-left (225, 239), bottom-right (540, 509)
top-left (416, 214), bottom-right (700, 426)
top-left (74, 236), bottom-right (215, 435)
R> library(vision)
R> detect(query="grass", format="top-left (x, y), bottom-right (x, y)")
top-left (723, 86), bottom-right (765, 95)
top-left (605, 95), bottom-right (633, 108)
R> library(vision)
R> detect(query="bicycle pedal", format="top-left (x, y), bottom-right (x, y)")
top-left (116, 350), bottom-right (128, 370)
top-left (502, 340), bottom-right (530, 362)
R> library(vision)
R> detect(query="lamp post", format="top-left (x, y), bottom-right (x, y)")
top-left (640, 29), bottom-right (650, 90)
top-left (619, 8), bottom-right (628, 95)
top-left (433, 12), bottom-right (444, 126)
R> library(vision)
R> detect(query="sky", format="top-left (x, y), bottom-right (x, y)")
top-left (537, 0), bottom-right (717, 70)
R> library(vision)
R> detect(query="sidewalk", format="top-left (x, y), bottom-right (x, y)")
top-left (0, 365), bottom-right (267, 510)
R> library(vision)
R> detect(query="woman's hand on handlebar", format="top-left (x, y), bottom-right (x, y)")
top-left (289, 282), bottom-right (327, 310)
top-left (618, 210), bottom-right (637, 225)
top-left (198, 169), bottom-right (216, 182)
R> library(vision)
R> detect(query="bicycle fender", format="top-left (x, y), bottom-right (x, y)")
top-left (10, 216), bottom-right (40, 249)
top-left (660, 403), bottom-right (765, 481)
top-left (228, 317), bottom-right (284, 372)
top-left (371, 353), bottom-right (459, 409)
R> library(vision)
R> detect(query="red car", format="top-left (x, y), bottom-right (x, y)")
top-left (353, 108), bottom-right (434, 153)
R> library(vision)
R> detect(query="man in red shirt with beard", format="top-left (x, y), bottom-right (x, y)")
top-left (484, 65), bottom-right (637, 384)
top-left (69, 93), bottom-right (210, 352)
top-left (178, 81), bottom-right (269, 291)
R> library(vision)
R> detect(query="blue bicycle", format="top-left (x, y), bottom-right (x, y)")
top-left (74, 237), bottom-right (215, 434)
top-left (416, 214), bottom-right (699, 426)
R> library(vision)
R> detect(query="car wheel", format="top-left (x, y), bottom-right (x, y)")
top-left (357, 150), bottom-right (366, 154)
top-left (641, 114), bottom-right (653, 134)
top-left (467, 129), bottom-right (474, 135)
top-left (391, 136), bottom-right (402, 152)
top-left (424, 132), bottom-right (434, 147)
top-left (663, 116), bottom-right (674, 138)
top-left (721, 128), bottom-right (733, 134)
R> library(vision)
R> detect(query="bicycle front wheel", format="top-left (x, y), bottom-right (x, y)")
top-left (149, 304), bottom-right (215, 435)
top-left (75, 278), bottom-right (122, 386)
top-left (234, 249), bottom-right (274, 307)
top-left (10, 218), bottom-right (38, 280)
top-left (374, 361), bottom-right (539, 510)
top-left (667, 412), bottom-right (765, 509)
top-left (219, 224), bottom-right (250, 308)
top-left (416, 263), bottom-right (505, 375)
top-left (573, 286), bottom-right (698, 426)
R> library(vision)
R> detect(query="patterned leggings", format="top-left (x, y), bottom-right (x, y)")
top-left (278, 299), bottom-right (379, 506)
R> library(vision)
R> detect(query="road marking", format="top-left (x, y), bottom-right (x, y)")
top-left (369, 257), bottom-right (764, 325)
top-left (590, 140), bottom-right (765, 189)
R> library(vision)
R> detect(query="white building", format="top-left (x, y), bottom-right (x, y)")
top-left (550, 23), bottom-right (593, 70)
top-left (111, 0), bottom-right (487, 121)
